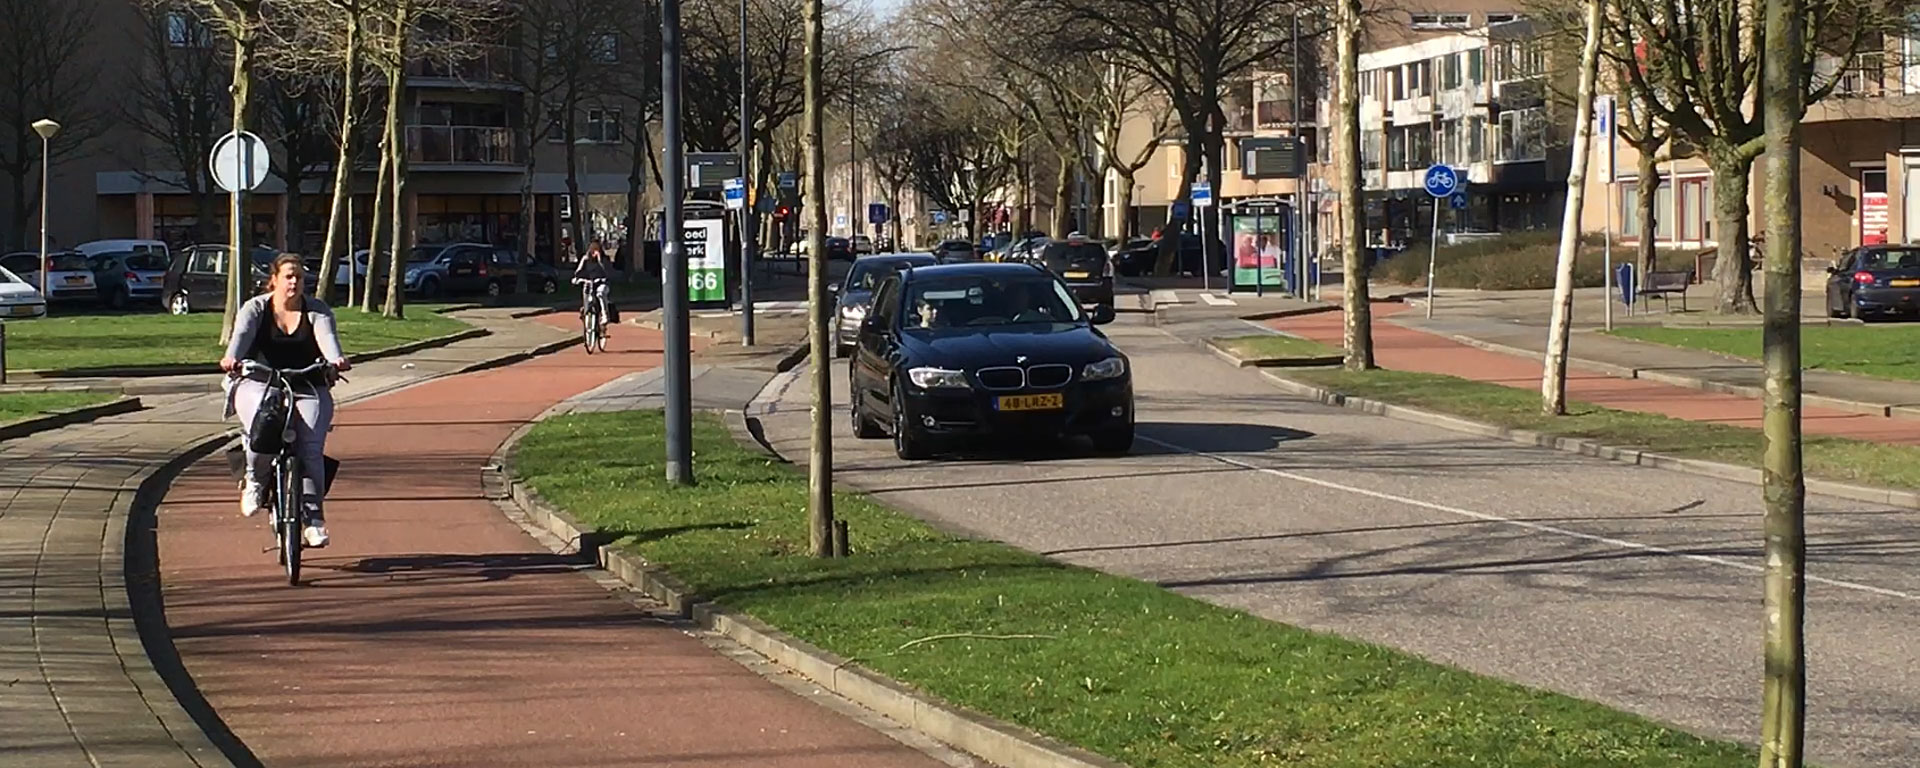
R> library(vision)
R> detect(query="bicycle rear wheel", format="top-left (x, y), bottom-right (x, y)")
top-left (280, 456), bottom-right (303, 585)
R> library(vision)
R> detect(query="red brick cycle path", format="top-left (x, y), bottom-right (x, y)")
top-left (154, 316), bottom-right (948, 767)
top-left (1272, 303), bottom-right (1920, 446)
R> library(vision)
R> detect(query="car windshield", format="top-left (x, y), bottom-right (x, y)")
top-left (0, 266), bottom-right (20, 284)
top-left (1859, 248), bottom-right (1920, 270)
top-left (48, 253), bottom-right (89, 271)
top-left (903, 274), bottom-right (1083, 329)
top-left (408, 246), bottom-right (442, 263)
top-left (847, 258), bottom-right (933, 291)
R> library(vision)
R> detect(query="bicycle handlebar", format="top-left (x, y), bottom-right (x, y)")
top-left (237, 359), bottom-right (342, 384)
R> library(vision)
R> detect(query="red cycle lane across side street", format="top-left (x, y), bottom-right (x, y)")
top-left (154, 316), bottom-right (952, 768)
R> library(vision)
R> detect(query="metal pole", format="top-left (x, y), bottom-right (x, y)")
top-left (1255, 210), bottom-right (1265, 297)
top-left (738, 0), bottom-right (756, 346)
top-left (1290, 10), bottom-right (1300, 300)
top-left (38, 134), bottom-right (49, 299)
top-left (1425, 198), bottom-right (1439, 319)
top-left (1605, 182), bottom-right (1615, 331)
top-left (662, 0), bottom-right (695, 485)
top-left (1, 321), bottom-right (8, 384)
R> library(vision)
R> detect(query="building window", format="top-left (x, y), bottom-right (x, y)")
top-left (1411, 12), bottom-right (1471, 29)
top-left (1387, 124), bottom-right (1433, 171)
top-left (1493, 39), bottom-right (1546, 82)
top-left (1442, 54), bottom-right (1462, 90)
top-left (1620, 175), bottom-right (1715, 243)
top-left (1435, 119), bottom-right (1461, 165)
top-left (1468, 115), bottom-right (1486, 162)
top-left (1486, 12), bottom-right (1521, 24)
top-left (1362, 129), bottom-right (1384, 171)
top-left (167, 11), bottom-right (212, 48)
top-left (1495, 106), bottom-right (1547, 162)
top-left (586, 108), bottom-right (623, 142)
top-left (591, 33), bottom-right (619, 63)
top-left (1469, 48), bottom-right (1485, 84)
top-left (1403, 60), bottom-right (1428, 98)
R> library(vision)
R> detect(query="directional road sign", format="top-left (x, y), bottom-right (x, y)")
top-left (1192, 181), bottom-right (1213, 208)
top-left (1449, 191), bottom-right (1468, 211)
top-left (722, 178), bottom-right (746, 210)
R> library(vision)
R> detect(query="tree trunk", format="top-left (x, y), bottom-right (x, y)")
top-left (314, 13), bottom-right (361, 302)
top-left (1637, 147), bottom-right (1660, 275)
top-left (520, 97), bottom-right (540, 289)
top-left (1711, 150), bottom-right (1758, 314)
top-left (1155, 128), bottom-right (1202, 276)
top-left (1758, 0), bottom-right (1808, 759)
top-left (623, 127), bottom-right (645, 280)
top-left (1013, 155), bottom-right (1031, 236)
top-left (381, 35), bottom-right (408, 321)
top-left (220, 26), bottom-right (257, 345)
top-left (364, 127), bottom-right (392, 313)
top-left (1540, 0), bottom-right (1603, 416)
top-left (1051, 155), bottom-right (1072, 238)
top-left (564, 94), bottom-right (586, 259)
top-left (1336, 0), bottom-right (1373, 370)
top-left (801, 0), bottom-right (834, 558)
top-left (1114, 170), bottom-right (1136, 238)
top-left (1204, 126), bottom-right (1226, 279)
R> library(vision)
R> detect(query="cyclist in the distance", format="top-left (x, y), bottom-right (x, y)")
top-left (572, 240), bottom-right (612, 339)
top-left (220, 253), bottom-right (350, 548)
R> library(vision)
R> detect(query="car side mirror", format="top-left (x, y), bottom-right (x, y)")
top-left (1090, 304), bottom-right (1116, 325)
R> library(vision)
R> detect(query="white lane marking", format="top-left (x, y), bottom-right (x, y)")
top-left (1137, 433), bottom-right (1919, 602)
top-left (1150, 289), bottom-right (1182, 305)
top-left (1199, 292), bottom-right (1237, 306)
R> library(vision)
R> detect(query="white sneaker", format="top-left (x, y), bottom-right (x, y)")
top-left (302, 525), bottom-right (330, 548)
top-left (240, 480), bottom-right (266, 518)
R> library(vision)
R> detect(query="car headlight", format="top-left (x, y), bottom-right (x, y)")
top-left (907, 366), bottom-right (970, 389)
top-left (1082, 356), bottom-right (1126, 381)
top-left (839, 302), bottom-right (867, 318)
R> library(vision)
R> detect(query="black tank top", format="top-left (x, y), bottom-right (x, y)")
top-left (252, 303), bottom-right (322, 371)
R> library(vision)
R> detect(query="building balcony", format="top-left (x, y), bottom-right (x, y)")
top-left (408, 125), bottom-right (524, 168)
top-left (406, 44), bottom-right (519, 89)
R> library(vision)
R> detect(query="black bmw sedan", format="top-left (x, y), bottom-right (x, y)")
top-left (847, 262), bottom-right (1133, 459)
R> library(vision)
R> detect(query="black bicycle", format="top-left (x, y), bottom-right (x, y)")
top-left (236, 359), bottom-right (339, 586)
top-left (574, 277), bottom-right (609, 354)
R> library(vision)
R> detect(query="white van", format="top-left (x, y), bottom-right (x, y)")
top-left (76, 239), bottom-right (172, 263)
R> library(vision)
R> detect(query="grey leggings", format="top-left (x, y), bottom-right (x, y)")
top-left (233, 378), bottom-right (334, 522)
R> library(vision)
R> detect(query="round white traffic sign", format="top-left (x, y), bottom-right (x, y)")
top-left (210, 131), bottom-right (270, 193)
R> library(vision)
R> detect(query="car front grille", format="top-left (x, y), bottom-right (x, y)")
top-left (1026, 364), bottom-right (1072, 388)
top-left (976, 367), bottom-right (1024, 390)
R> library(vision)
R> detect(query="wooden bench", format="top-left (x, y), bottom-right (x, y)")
top-left (1638, 270), bottom-right (1695, 312)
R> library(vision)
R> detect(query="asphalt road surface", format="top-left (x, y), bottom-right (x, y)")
top-left (753, 312), bottom-right (1920, 768)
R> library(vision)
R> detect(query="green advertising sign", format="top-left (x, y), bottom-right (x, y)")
top-left (685, 218), bottom-right (727, 303)
top-left (1231, 211), bottom-right (1284, 288)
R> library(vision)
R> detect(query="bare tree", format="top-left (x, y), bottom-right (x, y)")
top-left (802, 0), bottom-right (834, 557)
top-left (1089, 60), bottom-right (1170, 238)
top-left (121, 3), bottom-right (228, 248)
top-left (172, 0), bottom-right (269, 341)
top-left (1540, 0), bottom-right (1604, 415)
top-left (1759, 0), bottom-right (1809, 759)
top-left (1334, 0), bottom-right (1370, 369)
top-left (1603, 0), bottom-right (1892, 313)
top-left (0, 0), bottom-right (105, 250)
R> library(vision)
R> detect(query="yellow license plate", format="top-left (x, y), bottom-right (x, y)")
top-left (64, 275), bottom-right (84, 283)
top-left (1893, 279), bottom-right (1920, 287)
top-left (10, 305), bottom-right (34, 316)
top-left (1063, 271), bottom-right (1089, 279)
top-left (997, 393), bottom-right (1063, 411)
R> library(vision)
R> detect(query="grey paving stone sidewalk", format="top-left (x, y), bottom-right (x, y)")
top-left (554, 364), bottom-right (774, 416)
top-left (0, 308), bottom-right (568, 768)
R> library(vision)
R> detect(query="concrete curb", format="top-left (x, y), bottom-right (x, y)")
top-left (490, 411), bottom-right (1130, 768)
top-left (6, 326), bottom-right (491, 381)
top-left (1201, 338), bottom-right (1343, 369)
top-left (1254, 369), bottom-right (1920, 510)
top-left (0, 395), bottom-right (143, 441)
top-left (1392, 319), bottom-right (1914, 421)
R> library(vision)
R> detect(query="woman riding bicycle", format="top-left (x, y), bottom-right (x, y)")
top-left (573, 240), bottom-right (612, 338)
top-left (220, 253), bottom-right (350, 548)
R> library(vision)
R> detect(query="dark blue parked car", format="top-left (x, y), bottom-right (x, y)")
top-left (1826, 244), bottom-right (1920, 320)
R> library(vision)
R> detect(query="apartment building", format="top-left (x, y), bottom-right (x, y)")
top-left (5, 0), bottom-right (645, 263)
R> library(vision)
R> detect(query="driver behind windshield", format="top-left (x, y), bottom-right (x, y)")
top-left (906, 278), bottom-right (1073, 328)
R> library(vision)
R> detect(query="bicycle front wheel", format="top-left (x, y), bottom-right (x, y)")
top-left (281, 456), bottom-right (303, 586)
top-left (582, 309), bottom-right (600, 355)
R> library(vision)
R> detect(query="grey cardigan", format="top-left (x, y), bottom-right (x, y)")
top-left (223, 294), bottom-right (346, 367)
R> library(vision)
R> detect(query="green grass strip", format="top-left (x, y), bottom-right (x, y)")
top-left (1608, 325), bottom-right (1920, 383)
top-left (0, 392), bottom-right (117, 425)
top-left (1289, 367), bottom-right (1920, 492)
top-left (514, 409), bottom-right (1755, 768)
top-left (2, 308), bottom-right (468, 371)
top-left (1212, 334), bottom-right (1341, 361)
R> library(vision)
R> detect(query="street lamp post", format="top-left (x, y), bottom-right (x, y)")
top-left (32, 119), bottom-right (61, 300)
top-left (739, 0), bottom-right (756, 346)
top-left (662, 0), bottom-right (694, 485)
